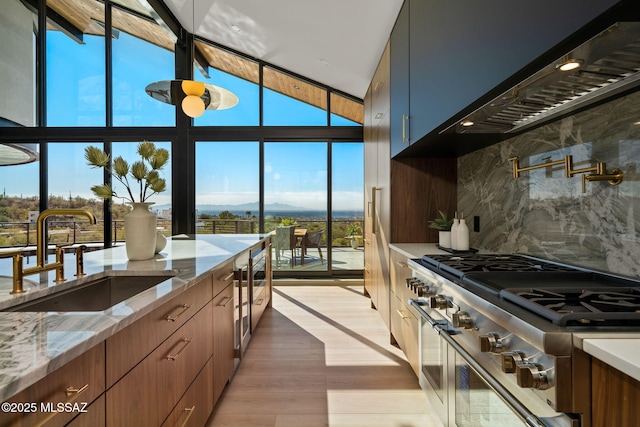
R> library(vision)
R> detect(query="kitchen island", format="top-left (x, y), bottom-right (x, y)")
top-left (0, 233), bottom-right (271, 426)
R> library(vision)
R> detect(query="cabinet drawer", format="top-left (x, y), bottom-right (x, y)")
top-left (0, 343), bottom-right (105, 427)
top-left (390, 249), bottom-right (412, 299)
top-left (212, 284), bottom-right (235, 404)
top-left (390, 293), bottom-right (419, 376)
top-left (66, 394), bottom-right (105, 427)
top-left (106, 302), bottom-right (213, 426)
top-left (161, 357), bottom-right (214, 427)
top-left (213, 260), bottom-right (235, 297)
top-left (106, 276), bottom-right (213, 386)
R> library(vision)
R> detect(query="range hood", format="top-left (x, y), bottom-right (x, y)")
top-left (448, 21), bottom-right (640, 135)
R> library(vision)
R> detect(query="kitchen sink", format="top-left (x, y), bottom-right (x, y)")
top-left (2, 272), bottom-right (176, 312)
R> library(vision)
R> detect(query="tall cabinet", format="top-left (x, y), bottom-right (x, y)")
top-left (364, 42), bottom-right (391, 330)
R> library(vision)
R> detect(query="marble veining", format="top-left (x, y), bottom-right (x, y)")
top-left (458, 90), bottom-right (640, 279)
top-left (0, 234), bottom-right (269, 401)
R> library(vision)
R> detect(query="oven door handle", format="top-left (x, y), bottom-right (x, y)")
top-left (409, 299), bottom-right (546, 427)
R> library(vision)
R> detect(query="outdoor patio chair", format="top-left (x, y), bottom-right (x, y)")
top-left (273, 226), bottom-right (296, 267)
top-left (303, 229), bottom-right (324, 264)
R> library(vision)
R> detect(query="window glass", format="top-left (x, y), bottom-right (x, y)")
top-left (47, 143), bottom-right (103, 244)
top-left (332, 142), bottom-right (364, 271)
top-left (263, 67), bottom-right (327, 126)
top-left (46, 0), bottom-right (106, 126)
top-left (195, 142), bottom-right (260, 233)
top-left (0, 148), bottom-right (40, 248)
top-left (194, 67), bottom-right (259, 126)
top-left (112, 15), bottom-right (175, 126)
top-left (1, 0), bottom-right (37, 127)
top-left (265, 142), bottom-right (327, 271)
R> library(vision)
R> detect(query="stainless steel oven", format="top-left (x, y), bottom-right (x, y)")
top-left (413, 300), bottom-right (556, 427)
top-left (408, 253), bottom-right (640, 427)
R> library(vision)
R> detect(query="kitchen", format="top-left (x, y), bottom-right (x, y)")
top-left (367, 0), bottom-right (640, 426)
top-left (1, 0), bottom-right (640, 426)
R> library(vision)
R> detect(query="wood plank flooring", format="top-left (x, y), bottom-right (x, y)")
top-left (207, 283), bottom-right (443, 427)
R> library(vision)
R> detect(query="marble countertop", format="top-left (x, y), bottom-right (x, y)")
top-left (0, 234), bottom-right (269, 401)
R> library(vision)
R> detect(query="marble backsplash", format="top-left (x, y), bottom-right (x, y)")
top-left (458, 90), bottom-right (640, 279)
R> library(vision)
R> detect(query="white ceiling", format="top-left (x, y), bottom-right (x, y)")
top-left (161, 0), bottom-right (404, 99)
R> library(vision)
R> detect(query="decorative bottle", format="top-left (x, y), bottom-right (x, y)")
top-left (457, 213), bottom-right (470, 251)
top-left (450, 212), bottom-right (460, 250)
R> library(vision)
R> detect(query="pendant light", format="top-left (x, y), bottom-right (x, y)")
top-left (145, 0), bottom-right (238, 117)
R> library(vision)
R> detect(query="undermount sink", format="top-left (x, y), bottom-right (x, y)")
top-left (3, 272), bottom-right (176, 312)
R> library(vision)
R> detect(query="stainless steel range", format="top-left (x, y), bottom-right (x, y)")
top-left (407, 253), bottom-right (640, 427)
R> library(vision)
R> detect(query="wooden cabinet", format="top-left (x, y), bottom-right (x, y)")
top-left (106, 300), bottom-right (213, 426)
top-left (212, 279), bottom-right (235, 404)
top-left (162, 357), bottom-right (214, 427)
top-left (66, 395), bottom-right (105, 427)
top-left (591, 358), bottom-right (640, 427)
top-left (0, 343), bottom-right (105, 427)
top-left (390, 0), bottom-right (620, 157)
top-left (389, 248), bottom-right (419, 375)
top-left (105, 276), bottom-right (213, 387)
top-left (364, 41), bottom-right (391, 331)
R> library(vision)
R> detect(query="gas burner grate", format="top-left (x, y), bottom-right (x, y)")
top-left (421, 254), bottom-right (577, 279)
top-left (501, 287), bottom-right (640, 326)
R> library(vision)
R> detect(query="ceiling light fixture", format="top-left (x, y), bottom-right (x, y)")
top-left (145, 0), bottom-right (238, 117)
top-left (0, 143), bottom-right (39, 166)
top-left (557, 58), bottom-right (583, 72)
top-left (231, 24), bottom-right (241, 32)
top-left (461, 120), bottom-right (474, 127)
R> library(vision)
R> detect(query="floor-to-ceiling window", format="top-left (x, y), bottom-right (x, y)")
top-left (0, 0), bottom-right (363, 277)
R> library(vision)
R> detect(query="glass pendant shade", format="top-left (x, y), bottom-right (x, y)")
top-left (182, 94), bottom-right (206, 118)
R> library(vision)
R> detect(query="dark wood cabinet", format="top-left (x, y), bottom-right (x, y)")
top-left (591, 358), bottom-right (640, 427)
top-left (390, 0), bottom-right (620, 158)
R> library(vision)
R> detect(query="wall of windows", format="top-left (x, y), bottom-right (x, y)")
top-left (0, 0), bottom-right (363, 276)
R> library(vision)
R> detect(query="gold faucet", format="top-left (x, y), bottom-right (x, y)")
top-left (0, 209), bottom-right (97, 294)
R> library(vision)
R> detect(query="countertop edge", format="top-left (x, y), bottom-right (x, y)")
top-left (582, 339), bottom-right (640, 382)
top-left (0, 234), bottom-right (270, 402)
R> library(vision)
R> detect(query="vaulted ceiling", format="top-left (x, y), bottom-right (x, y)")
top-left (161, 0), bottom-right (404, 100)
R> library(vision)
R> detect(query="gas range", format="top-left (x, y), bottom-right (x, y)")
top-left (407, 253), bottom-right (640, 427)
top-left (416, 253), bottom-right (640, 327)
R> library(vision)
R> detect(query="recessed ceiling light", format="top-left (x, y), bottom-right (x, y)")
top-left (461, 120), bottom-right (474, 127)
top-left (319, 59), bottom-right (329, 66)
top-left (293, 85), bottom-right (300, 90)
top-left (230, 24), bottom-right (241, 32)
top-left (634, 120), bottom-right (640, 125)
top-left (557, 59), bottom-right (583, 71)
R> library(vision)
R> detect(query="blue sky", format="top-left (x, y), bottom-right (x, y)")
top-left (1, 29), bottom-right (363, 212)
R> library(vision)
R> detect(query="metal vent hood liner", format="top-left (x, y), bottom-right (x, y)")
top-left (449, 22), bottom-right (640, 135)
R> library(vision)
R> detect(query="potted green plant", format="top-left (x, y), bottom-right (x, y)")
top-left (346, 222), bottom-right (362, 249)
top-left (280, 217), bottom-right (298, 227)
top-left (84, 141), bottom-right (169, 260)
top-left (428, 210), bottom-right (453, 248)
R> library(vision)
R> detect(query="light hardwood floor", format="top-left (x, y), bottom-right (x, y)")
top-left (207, 282), bottom-right (443, 427)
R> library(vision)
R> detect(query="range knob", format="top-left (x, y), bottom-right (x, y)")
top-left (416, 285), bottom-right (430, 297)
top-left (501, 351), bottom-right (526, 373)
top-left (516, 363), bottom-right (549, 390)
top-left (452, 311), bottom-right (474, 329)
top-left (429, 294), bottom-right (448, 309)
top-left (479, 332), bottom-right (503, 353)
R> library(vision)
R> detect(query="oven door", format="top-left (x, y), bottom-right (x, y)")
top-left (417, 305), bottom-right (448, 425)
top-left (410, 300), bottom-right (550, 427)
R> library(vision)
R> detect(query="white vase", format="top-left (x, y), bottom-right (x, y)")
top-left (350, 238), bottom-right (359, 249)
top-left (438, 231), bottom-right (451, 248)
top-left (124, 202), bottom-right (157, 260)
top-left (155, 230), bottom-right (167, 253)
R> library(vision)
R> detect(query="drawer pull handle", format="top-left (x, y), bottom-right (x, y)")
top-left (396, 309), bottom-right (409, 320)
top-left (396, 261), bottom-right (408, 268)
top-left (165, 338), bottom-right (192, 361)
top-left (166, 304), bottom-right (192, 322)
top-left (34, 384), bottom-right (89, 427)
top-left (65, 383), bottom-right (89, 397)
top-left (179, 405), bottom-right (196, 427)
top-left (218, 296), bottom-right (234, 307)
top-left (223, 272), bottom-right (235, 282)
top-left (256, 298), bottom-right (264, 306)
